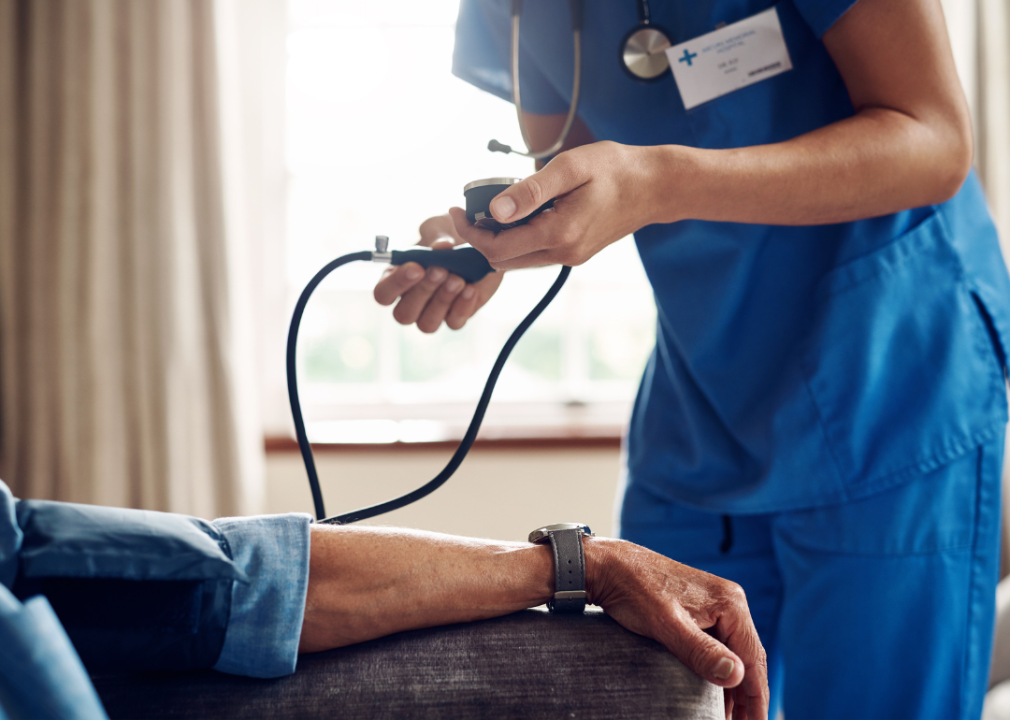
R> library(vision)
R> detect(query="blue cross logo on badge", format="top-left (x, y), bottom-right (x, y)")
top-left (679, 49), bottom-right (698, 66)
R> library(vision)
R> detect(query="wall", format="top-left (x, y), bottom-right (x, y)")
top-left (265, 445), bottom-right (623, 541)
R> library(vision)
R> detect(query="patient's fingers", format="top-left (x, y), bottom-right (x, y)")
top-left (715, 610), bottom-right (768, 720)
top-left (663, 612), bottom-right (746, 689)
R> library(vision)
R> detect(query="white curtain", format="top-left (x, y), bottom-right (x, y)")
top-left (0, 0), bottom-right (282, 517)
top-left (941, 0), bottom-right (1010, 251)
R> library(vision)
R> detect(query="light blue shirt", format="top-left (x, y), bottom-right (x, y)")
top-left (0, 479), bottom-right (313, 719)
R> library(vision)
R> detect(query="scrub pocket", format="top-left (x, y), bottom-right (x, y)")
top-left (800, 211), bottom-right (1007, 496)
top-left (771, 440), bottom-right (1004, 719)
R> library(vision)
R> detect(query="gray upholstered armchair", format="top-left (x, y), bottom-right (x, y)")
top-left (92, 608), bottom-right (722, 719)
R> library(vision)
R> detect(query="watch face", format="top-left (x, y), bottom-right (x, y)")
top-left (528, 523), bottom-right (593, 543)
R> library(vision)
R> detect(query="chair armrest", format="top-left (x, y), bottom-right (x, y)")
top-left (92, 607), bottom-right (722, 719)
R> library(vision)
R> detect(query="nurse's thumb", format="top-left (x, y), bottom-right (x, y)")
top-left (489, 158), bottom-right (584, 224)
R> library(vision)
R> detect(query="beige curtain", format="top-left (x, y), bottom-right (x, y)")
top-left (0, 0), bottom-right (270, 517)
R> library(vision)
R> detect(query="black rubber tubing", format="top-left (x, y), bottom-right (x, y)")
top-left (286, 252), bottom-right (571, 525)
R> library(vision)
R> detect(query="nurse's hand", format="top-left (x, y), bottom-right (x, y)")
top-left (449, 141), bottom-right (655, 271)
top-left (587, 538), bottom-right (769, 720)
top-left (373, 214), bottom-right (504, 332)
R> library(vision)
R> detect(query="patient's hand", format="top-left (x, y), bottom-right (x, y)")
top-left (586, 538), bottom-right (769, 720)
top-left (373, 214), bottom-right (504, 332)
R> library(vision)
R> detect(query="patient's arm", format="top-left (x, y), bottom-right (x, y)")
top-left (300, 524), bottom-right (768, 720)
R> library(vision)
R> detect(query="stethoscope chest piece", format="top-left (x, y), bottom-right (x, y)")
top-left (621, 24), bottom-right (672, 81)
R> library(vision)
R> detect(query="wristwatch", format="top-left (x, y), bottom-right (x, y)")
top-left (528, 523), bottom-right (595, 613)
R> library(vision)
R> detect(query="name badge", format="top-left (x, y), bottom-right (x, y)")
top-left (666, 6), bottom-right (793, 110)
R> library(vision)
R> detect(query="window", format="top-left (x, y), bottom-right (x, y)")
top-left (285, 0), bottom-right (655, 443)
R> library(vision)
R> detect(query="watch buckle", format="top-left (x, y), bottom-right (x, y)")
top-left (553, 590), bottom-right (587, 601)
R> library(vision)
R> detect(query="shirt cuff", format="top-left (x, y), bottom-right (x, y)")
top-left (211, 513), bottom-right (312, 678)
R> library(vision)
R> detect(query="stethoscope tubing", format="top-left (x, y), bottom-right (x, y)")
top-left (496, 0), bottom-right (671, 159)
top-left (507, 13), bottom-right (582, 159)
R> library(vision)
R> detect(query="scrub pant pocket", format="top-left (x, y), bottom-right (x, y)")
top-left (620, 436), bottom-right (1004, 720)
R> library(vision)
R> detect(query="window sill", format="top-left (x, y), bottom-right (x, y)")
top-left (264, 430), bottom-right (622, 454)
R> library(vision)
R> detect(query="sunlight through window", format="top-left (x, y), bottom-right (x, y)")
top-left (286, 0), bottom-right (656, 442)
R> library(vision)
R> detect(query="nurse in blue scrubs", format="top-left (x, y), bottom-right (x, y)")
top-left (374, 1), bottom-right (1010, 717)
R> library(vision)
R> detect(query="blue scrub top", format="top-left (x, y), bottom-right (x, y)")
top-left (453, 0), bottom-right (1010, 513)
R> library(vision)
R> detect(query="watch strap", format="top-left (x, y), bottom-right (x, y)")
top-left (547, 528), bottom-right (587, 613)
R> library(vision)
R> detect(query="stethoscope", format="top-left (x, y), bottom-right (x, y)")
top-left (489, 0), bottom-right (673, 159)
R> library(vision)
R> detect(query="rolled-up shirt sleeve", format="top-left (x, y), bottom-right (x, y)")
top-left (211, 513), bottom-right (313, 678)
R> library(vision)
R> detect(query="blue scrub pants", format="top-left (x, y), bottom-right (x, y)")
top-left (620, 436), bottom-right (1004, 720)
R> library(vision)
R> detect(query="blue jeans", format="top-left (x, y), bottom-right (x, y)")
top-left (620, 438), bottom-right (1004, 719)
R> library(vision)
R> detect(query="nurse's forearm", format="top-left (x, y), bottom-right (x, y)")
top-left (646, 107), bottom-right (969, 227)
top-left (644, 0), bottom-right (971, 227)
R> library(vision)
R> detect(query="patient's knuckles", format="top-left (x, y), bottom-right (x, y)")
top-left (722, 581), bottom-right (748, 608)
top-left (709, 582), bottom-right (749, 621)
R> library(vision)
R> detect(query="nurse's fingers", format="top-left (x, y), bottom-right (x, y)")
top-left (482, 248), bottom-right (558, 271)
top-left (375, 213), bottom-right (462, 309)
top-left (419, 214), bottom-right (464, 246)
top-left (446, 271), bottom-right (504, 330)
top-left (416, 273), bottom-right (466, 333)
top-left (452, 204), bottom-right (589, 270)
top-left (488, 152), bottom-right (588, 225)
top-left (391, 266), bottom-right (449, 326)
top-left (374, 263), bottom-right (426, 306)
top-left (448, 207), bottom-right (563, 270)
top-left (447, 207), bottom-right (496, 247)
top-left (445, 285), bottom-right (478, 330)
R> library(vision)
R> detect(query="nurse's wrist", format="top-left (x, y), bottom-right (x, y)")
top-left (638, 144), bottom-right (703, 226)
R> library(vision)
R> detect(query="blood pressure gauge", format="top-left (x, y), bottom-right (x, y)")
top-left (464, 178), bottom-right (555, 233)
